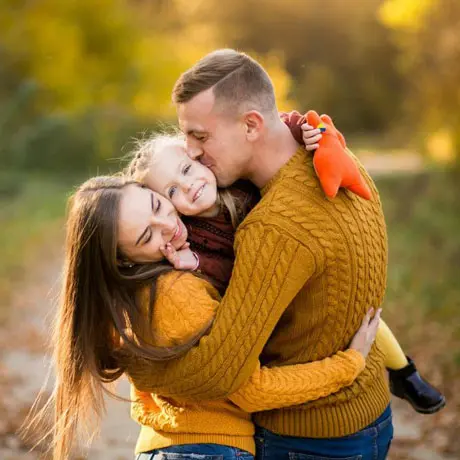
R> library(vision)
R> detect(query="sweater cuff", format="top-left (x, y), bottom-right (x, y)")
top-left (342, 349), bottom-right (366, 376)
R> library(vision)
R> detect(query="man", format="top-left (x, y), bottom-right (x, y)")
top-left (128, 49), bottom-right (392, 459)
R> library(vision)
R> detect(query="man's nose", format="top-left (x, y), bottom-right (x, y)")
top-left (186, 141), bottom-right (203, 160)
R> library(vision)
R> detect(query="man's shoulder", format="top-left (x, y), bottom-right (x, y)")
top-left (238, 169), bottom-right (383, 245)
top-left (236, 184), bottom-right (325, 247)
top-left (241, 172), bottom-right (326, 227)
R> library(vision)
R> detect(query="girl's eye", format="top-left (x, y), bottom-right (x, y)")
top-left (156, 199), bottom-right (161, 213)
top-left (168, 186), bottom-right (177, 198)
top-left (183, 165), bottom-right (191, 175)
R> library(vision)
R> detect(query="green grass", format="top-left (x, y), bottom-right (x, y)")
top-left (376, 167), bottom-right (460, 374)
top-left (0, 172), bottom-right (71, 322)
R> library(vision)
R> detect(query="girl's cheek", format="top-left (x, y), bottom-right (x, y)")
top-left (181, 199), bottom-right (190, 211)
top-left (175, 199), bottom-right (184, 212)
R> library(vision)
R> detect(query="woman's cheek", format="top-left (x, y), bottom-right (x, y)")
top-left (150, 238), bottom-right (163, 261)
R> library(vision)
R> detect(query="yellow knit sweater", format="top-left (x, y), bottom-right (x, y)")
top-left (126, 147), bottom-right (390, 442)
top-left (131, 272), bottom-right (365, 454)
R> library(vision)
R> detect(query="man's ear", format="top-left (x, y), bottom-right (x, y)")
top-left (243, 110), bottom-right (264, 141)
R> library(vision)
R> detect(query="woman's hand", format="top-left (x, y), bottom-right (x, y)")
top-left (160, 242), bottom-right (199, 270)
top-left (349, 308), bottom-right (382, 358)
top-left (301, 123), bottom-right (323, 151)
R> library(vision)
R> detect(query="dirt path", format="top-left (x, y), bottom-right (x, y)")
top-left (0, 154), bottom-right (456, 460)
top-left (0, 243), bottom-right (139, 460)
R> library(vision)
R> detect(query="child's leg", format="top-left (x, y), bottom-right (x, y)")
top-left (378, 319), bottom-right (445, 414)
top-left (376, 319), bottom-right (409, 370)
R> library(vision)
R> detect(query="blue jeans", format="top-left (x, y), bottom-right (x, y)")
top-left (136, 444), bottom-right (254, 460)
top-left (254, 405), bottom-right (393, 460)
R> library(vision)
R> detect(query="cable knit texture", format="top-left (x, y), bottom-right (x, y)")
top-left (125, 146), bottom-right (389, 439)
top-left (131, 271), bottom-right (365, 454)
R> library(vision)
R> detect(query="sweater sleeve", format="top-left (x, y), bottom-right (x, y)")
top-left (130, 271), bottom-right (364, 413)
top-left (229, 350), bottom-right (365, 413)
top-left (127, 222), bottom-right (318, 400)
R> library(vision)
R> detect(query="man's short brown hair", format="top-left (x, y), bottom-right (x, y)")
top-left (172, 49), bottom-right (276, 115)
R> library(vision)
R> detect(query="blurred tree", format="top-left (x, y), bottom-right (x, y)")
top-left (0, 0), bottom-right (186, 118)
top-left (381, 0), bottom-right (460, 160)
top-left (133, 0), bottom-right (295, 111)
top-left (183, 0), bottom-right (405, 133)
top-left (0, 0), bottom-right (186, 171)
top-left (0, 0), bottom-right (293, 172)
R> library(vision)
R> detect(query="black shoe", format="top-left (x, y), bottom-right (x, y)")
top-left (389, 356), bottom-right (446, 414)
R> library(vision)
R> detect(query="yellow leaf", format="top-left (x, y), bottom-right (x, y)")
top-left (380, 0), bottom-right (436, 31)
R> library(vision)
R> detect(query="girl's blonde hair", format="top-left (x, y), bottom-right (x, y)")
top-left (125, 133), bottom-right (243, 228)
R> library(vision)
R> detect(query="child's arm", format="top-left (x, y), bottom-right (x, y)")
top-left (281, 110), bottom-right (371, 200)
top-left (280, 110), bottom-right (322, 151)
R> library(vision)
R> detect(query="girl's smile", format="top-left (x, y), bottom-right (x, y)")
top-left (142, 142), bottom-right (219, 217)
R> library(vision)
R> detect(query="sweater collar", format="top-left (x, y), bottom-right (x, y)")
top-left (260, 147), bottom-right (306, 196)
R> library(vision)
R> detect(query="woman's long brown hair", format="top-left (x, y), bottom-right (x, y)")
top-left (22, 175), bottom-right (210, 460)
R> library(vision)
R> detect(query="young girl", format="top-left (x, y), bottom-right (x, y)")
top-left (126, 126), bottom-right (445, 416)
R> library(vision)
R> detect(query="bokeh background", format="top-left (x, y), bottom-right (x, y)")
top-left (0, 1), bottom-right (459, 459)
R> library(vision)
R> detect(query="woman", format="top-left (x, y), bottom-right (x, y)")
top-left (32, 174), bottom-right (379, 460)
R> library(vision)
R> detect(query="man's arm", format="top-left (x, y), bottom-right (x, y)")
top-left (127, 221), bottom-right (318, 400)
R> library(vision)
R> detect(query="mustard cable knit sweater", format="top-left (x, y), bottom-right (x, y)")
top-left (126, 147), bottom-right (390, 440)
top-left (131, 272), bottom-right (365, 454)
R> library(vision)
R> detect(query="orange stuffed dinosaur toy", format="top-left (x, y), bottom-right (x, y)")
top-left (306, 110), bottom-right (372, 200)
top-left (281, 110), bottom-right (372, 200)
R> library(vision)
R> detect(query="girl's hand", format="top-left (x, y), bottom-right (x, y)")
top-left (349, 308), bottom-right (382, 358)
top-left (160, 242), bottom-right (199, 270)
top-left (301, 123), bottom-right (322, 151)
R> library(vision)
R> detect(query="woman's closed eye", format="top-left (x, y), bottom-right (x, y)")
top-left (136, 224), bottom-right (152, 247)
top-left (138, 194), bottom-right (158, 246)
top-left (182, 164), bottom-right (191, 175)
top-left (152, 193), bottom-right (161, 213)
top-left (143, 228), bottom-right (152, 245)
top-left (140, 193), bottom-right (159, 246)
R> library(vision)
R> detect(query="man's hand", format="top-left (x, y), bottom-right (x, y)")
top-left (301, 124), bottom-right (323, 151)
